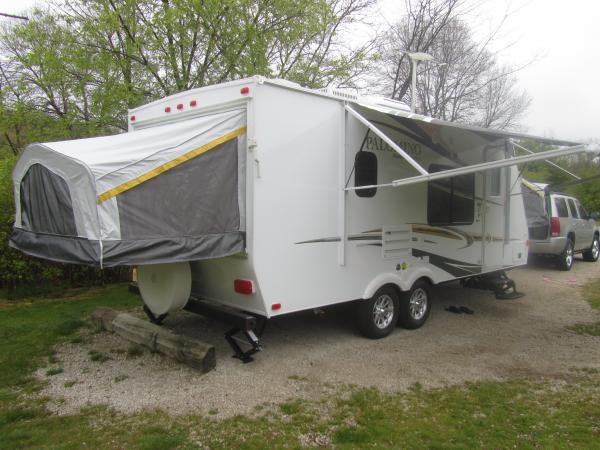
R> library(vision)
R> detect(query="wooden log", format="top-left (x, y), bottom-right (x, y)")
top-left (90, 308), bottom-right (216, 373)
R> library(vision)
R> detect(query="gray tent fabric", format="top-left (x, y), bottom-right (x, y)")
top-left (117, 138), bottom-right (240, 239)
top-left (10, 108), bottom-right (247, 267)
top-left (10, 229), bottom-right (101, 265)
top-left (101, 232), bottom-right (245, 267)
top-left (20, 164), bottom-right (77, 236)
top-left (522, 182), bottom-right (549, 239)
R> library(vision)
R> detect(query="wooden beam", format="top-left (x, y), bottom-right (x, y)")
top-left (91, 308), bottom-right (216, 373)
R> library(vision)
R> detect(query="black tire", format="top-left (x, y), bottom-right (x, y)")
top-left (355, 286), bottom-right (399, 339)
top-left (556, 238), bottom-right (574, 271)
top-left (398, 279), bottom-right (431, 329)
top-left (582, 234), bottom-right (600, 262)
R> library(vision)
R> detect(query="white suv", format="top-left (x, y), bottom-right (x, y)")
top-left (523, 183), bottom-right (599, 270)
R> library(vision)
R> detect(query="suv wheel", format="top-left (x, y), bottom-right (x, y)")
top-left (583, 235), bottom-right (600, 262)
top-left (557, 238), bottom-right (574, 271)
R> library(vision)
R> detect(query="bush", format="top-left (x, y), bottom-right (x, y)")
top-left (0, 157), bottom-right (128, 295)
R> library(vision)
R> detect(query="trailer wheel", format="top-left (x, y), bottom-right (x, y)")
top-left (556, 238), bottom-right (574, 271)
top-left (582, 234), bottom-right (599, 262)
top-left (355, 286), bottom-right (399, 339)
top-left (398, 280), bottom-right (431, 329)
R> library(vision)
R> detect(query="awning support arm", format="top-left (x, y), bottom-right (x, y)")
top-left (345, 144), bottom-right (590, 191)
top-left (344, 105), bottom-right (429, 176)
top-left (511, 140), bottom-right (581, 180)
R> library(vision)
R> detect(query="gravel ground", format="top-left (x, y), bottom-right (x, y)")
top-left (36, 257), bottom-right (600, 418)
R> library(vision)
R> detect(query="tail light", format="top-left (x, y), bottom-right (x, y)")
top-left (550, 217), bottom-right (560, 237)
top-left (234, 279), bottom-right (254, 295)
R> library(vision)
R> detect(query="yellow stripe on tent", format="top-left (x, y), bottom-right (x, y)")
top-left (97, 126), bottom-right (247, 203)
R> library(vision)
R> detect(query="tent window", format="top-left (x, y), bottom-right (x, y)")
top-left (354, 151), bottom-right (377, 198)
top-left (427, 164), bottom-right (474, 225)
top-left (20, 164), bottom-right (77, 236)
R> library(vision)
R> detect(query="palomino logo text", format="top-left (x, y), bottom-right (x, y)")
top-left (365, 135), bottom-right (421, 158)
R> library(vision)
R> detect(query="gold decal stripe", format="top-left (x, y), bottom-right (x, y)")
top-left (97, 127), bottom-right (247, 203)
top-left (412, 226), bottom-right (462, 241)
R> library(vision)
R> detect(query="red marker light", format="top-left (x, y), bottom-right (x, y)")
top-left (130, 115), bottom-right (136, 122)
top-left (240, 86), bottom-right (250, 95)
top-left (164, 106), bottom-right (171, 113)
top-left (271, 303), bottom-right (281, 311)
top-left (234, 279), bottom-right (254, 295)
top-left (176, 103), bottom-right (184, 110)
top-left (190, 100), bottom-right (197, 107)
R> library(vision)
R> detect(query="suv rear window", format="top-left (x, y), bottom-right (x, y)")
top-left (554, 197), bottom-right (569, 217)
top-left (567, 198), bottom-right (579, 218)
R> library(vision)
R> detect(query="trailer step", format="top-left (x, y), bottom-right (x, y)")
top-left (460, 271), bottom-right (524, 300)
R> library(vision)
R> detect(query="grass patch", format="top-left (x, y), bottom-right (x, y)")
top-left (135, 426), bottom-right (186, 450)
top-left (583, 279), bottom-right (600, 311)
top-left (2, 282), bottom-right (600, 449)
top-left (127, 344), bottom-right (144, 359)
top-left (63, 381), bottom-right (77, 388)
top-left (45, 367), bottom-right (63, 377)
top-left (0, 283), bottom-right (137, 388)
top-left (89, 350), bottom-right (110, 363)
top-left (570, 278), bottom-right (600, 336)
top-left (114, 374), bottom-right (128, 383)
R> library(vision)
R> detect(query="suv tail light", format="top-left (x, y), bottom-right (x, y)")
top-left (550, 217), bottom-right (560, 237)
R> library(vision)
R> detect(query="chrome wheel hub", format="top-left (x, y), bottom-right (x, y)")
top-left (373, 294), bottom-right (394, 329)
top-left (409, 288), bottom-right (428, 320)
top-left (566, 246), bottom-right (573, 267)
top-left (593, 240), bottom-right (599, 259)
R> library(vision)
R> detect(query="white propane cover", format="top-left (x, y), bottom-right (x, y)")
top-left (137, 262), bottom-right (192, 315)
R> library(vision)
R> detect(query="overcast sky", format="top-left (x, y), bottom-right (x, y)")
top-left (1, 0), bottom-right (598, 141)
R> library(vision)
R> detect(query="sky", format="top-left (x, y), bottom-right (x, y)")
top-left (1, 0), bottom-right (598, 142)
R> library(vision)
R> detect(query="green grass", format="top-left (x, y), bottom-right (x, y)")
top-left (0, 283), bottom-right (138, 388)
top-left (570, 278), bottom-right (600, 336)
top-left (1, 283), bottom-right (600, 449)
top-left (89, 350), bottom-right (110, 363)
top-left (45, 367), bottom-right (63, 377)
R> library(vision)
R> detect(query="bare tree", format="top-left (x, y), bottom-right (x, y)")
top-left (378, 0), bottom-right (530, 130)
top-left (380, 0), bottom-right (464, 100)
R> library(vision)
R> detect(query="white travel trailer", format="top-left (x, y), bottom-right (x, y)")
top-left (10, 77), bottom-right (596, 359)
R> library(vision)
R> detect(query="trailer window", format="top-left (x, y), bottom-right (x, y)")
top-left (554, 197), bottom-right (568, 217)
top-left (427, 164), bottom-right (474, 225)
top-left (489, 168), bottom-right (501, 196)
top-left (354, 151), bottom-right (377, 198)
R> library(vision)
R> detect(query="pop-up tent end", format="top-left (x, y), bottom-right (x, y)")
top-left (10, 108), bottom-right (248, 267)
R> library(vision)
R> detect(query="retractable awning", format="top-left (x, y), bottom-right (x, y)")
top-left (345, 103), bottom-right (598, 191)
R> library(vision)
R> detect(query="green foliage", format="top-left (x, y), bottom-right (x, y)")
top-left (519, 140), bottom-right (600, 213)
top-left (0, 0), bottom-right (374, 149)
top-left (0, 157), bottom-right (129, 291)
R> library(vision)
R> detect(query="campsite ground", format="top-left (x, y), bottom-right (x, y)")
top-left (1, 258), bottom-right (600, 448)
